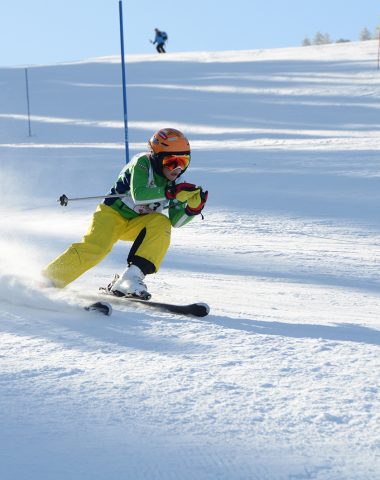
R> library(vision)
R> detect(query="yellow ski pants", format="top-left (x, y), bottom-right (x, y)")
top-left (43, 204), bottom-right (171, 288)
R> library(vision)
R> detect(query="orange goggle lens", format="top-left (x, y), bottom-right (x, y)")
top-left (162, 154), bottom-right (191, 171)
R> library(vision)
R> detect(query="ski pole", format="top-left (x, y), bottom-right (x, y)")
top-left (58, 193), bottom-right (170, 210)
top-left (58, 193), bottom-right (128, 207)
top-left (57, 187), bottom-right (208, 207)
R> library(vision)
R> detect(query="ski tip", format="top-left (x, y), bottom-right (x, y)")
top-left (85, 301), bottom-right (112, 316)
top-left (103, 301), bottom-right (113, 316)
top-left (194, 302), bottom-right (210, 317)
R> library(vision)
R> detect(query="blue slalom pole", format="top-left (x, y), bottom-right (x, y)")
top-left (119, 0), bottom-right (129, 163)
top-left (25, 68), bottom-right (32, 137)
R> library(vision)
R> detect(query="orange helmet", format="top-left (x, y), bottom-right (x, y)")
top-left (148, 128), bottom-right (190, 155)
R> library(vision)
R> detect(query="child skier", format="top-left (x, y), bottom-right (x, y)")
top-left (42, 128), bottom-right (208, 300)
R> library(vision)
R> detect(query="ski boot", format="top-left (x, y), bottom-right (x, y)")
top-left (107, 265), bottom-right (151, 300)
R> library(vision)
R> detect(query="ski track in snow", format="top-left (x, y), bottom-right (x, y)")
top-left (0, 41), bottom-right (380, 479)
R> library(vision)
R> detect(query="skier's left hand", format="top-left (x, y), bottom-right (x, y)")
top-left (185, 189), bottom-right (208, 215)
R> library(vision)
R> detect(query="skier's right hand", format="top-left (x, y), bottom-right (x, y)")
top-left (165, 182), bottom-right (198, 201)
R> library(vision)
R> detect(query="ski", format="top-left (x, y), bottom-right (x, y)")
top-left (84, 301), bottom-right (112, 316)
top-left (98, 289), bottom-right (210, 317)
top-left (85, 298), bottom-right (208, 317)
top-left (95, 284), bottom-right (210, 317)
top-left (123, 297), bottom-right (210, 317)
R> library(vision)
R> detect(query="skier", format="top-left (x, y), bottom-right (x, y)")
top-left (152, 28), bottom-right (167, 53)
top-left (42, 128), bottom-right (208, 300)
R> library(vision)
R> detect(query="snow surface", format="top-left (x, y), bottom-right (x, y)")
top-left (0, 40), bottom-right (379, 479)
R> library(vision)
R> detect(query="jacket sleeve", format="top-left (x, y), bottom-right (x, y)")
top-left (168, 202), bottom-right (195, 228)
top-left (130, 156), bottom-right (167, 204)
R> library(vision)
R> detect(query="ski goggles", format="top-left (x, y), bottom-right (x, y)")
top-left (162, 154), bottom-right (191, 172)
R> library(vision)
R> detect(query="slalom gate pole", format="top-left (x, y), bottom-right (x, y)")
top-left (25, 68), bottom-right (32, 136)
top-left (119, 0), bottom-right (130, 163)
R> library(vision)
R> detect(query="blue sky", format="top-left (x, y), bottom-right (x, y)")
top-left (1, 0), bottom-right (379, 66)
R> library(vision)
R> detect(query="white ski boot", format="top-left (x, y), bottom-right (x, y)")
top-left (110, 265), bottom-right (151, 300)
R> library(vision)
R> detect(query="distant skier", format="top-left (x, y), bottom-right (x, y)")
top-left (42, 128), bottom-right (208, 300)
top-left (151, 28), bottom-right (167, 53)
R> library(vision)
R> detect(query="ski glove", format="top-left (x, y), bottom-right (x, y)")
top-left (185, 189), bottom-right (208, 216)
top-left (165, 182), bottom-right (198, 202)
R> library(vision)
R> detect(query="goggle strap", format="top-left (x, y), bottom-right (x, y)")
top-left (156, 151), bottom-right (190, 160)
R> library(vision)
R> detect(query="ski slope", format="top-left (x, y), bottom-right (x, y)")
top-left (0, 40), bottom-right (379, 479)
